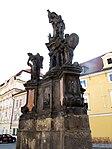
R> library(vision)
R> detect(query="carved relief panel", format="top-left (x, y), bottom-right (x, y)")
top-left (37, 81), bottom-right (51, 112)
top-left (65, 75), bottom-right (80, 95)
top-left (52, 80), bottom-right (60, 109)
top-left (27, 89), bottom-right (35, 112)
top-left (62, 74), bottom-right (81, 107)
top-left (43, 86), bottom-right (50, 109)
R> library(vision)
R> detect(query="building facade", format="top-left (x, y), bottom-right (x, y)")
top-left (11, 90), bottom-right (26, 135)
top-left (0, 69), bottom-right (43, 136)
top-left (80, 52), bottom-right (112, 143)
top-left (0, 70), bottom-right (30, 135)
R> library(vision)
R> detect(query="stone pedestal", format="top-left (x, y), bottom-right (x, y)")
top-left (16, 65), bottom-right (92, 149)
top-left (21, 81), bottom-right (39, 114)
top-left (17, 112), bottom-right (92, 149)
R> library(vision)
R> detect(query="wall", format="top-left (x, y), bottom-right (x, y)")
top-left (80, 69), bottom-right (112, 142)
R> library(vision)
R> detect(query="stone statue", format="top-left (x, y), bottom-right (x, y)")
top-left (64, 33), bottom-right (79, 64)
top-left (47, 10), bottom-right (65, 38)
top-left (46, 10), bottom-right (79, 69)
top-left (17, 11), bottom-right (92, 149)
top-left (27, 53), bottom-right (43, 82)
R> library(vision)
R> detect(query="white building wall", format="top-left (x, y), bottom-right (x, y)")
top-left (0, 75), bottom-right (26, 135)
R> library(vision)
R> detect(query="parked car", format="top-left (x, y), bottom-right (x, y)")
top-left (0, 134), bottom-right (16, 144)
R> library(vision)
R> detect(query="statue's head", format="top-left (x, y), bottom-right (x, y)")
top-left (27, 53), bottom-right (33, 56)
top-left (47, 9), bottom-right (58, 23)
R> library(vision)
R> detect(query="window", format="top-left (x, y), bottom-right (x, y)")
top-left (107, 58), bottom-right (112, 64)
top-left (16, 100), bottom-right (19, 108)
top-left (80, 79), bottom-right (87, 89)
top-left (13, 128), bottom-right (16, 135)
top-left (7, 134), bottom-right (11, 137)
top-left (107, 73), bottom-right (112, 83)
top-left (84, 94), bottom-right (90, 110)
top-left (110, 74), bottom-right (112, 81)
top-left (13, 128), bottom-right (18, 135)
top-left (14, 114), bottom-right (17, 120)
top-left (81, 66), bottom-right (89, 73)
top-left (19, 99), bottom-right (22, 108)
top-left (109, 90), bottom-right (112, 107)
top-left (5, 111), bottom-right (7, 117)
top-left (14, 114), bottom-right (20, 121)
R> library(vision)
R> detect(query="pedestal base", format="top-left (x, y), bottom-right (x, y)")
top-left (16, 111), bottom-right (92, 149)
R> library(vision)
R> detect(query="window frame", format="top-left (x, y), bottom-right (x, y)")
top-left (107, 72), bottom-right (112, 83)
top-left (109, 89), bottom-right (112, 108)
top-left (107, 58), bottom-right (112, 64)
top-left (84, 93), bottom-right (90, 111)
top-left (80, 79), bottom-right (87, 89)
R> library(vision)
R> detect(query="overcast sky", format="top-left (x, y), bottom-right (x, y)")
top-left (0, 0), bottom-right (112, 84)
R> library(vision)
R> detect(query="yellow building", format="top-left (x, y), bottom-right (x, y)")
top-left (80, 52), bottom-right (112, 143)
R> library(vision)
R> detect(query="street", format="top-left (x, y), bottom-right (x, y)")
top-left (0, 143), bottom-right (16, 149)
top-left (0, 143), bottom-right (112, 149)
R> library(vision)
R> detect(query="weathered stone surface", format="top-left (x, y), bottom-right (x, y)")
top-left (35, 118), bottom-right (52, 131)
top-left (19, 119), bottom-right (35, 130)
top-left (16, 131), bottom-right (41, 149)
top-left (64, 132), bottom-right (92, 149)
top-left (16, 113), bottom-right (92, 149)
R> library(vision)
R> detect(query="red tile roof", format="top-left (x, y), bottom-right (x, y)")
top-left (0, 69), bottom-right (44, 86)
top-left (15, 69), bottom-right (44, 77)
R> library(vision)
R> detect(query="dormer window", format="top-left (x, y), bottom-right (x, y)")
top-left (81, 66), bottom-right (88, 73)
top-left (101, 52), bottom-right (112, 69)
top-left (107, 58), bottom-right (112, 64)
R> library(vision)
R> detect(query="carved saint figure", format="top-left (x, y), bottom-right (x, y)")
top-left (46, 10), bottom-right (79, 69)
top-left (27, 53), bottom-right (43, 82)
top-left (47, 10), bottom-right (65, 38)
top-left (64, 33), bottom-right (79, 64)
